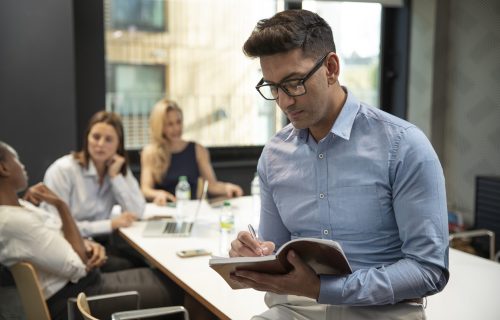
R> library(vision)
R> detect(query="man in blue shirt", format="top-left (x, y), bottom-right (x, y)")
top-left (229, 9), bottom-right (449, 319)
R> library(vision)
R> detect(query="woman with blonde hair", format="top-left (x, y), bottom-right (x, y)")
top-left (141, 99), bottom-right (243, 205)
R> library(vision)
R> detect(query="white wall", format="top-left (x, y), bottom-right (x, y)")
top-left (407, 0), bottom-right (436, 137)
top-left (408, 0), bottom-right (500, 224)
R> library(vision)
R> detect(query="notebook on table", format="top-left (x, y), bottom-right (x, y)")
top-left (142, 180), bottom-right (208, 237)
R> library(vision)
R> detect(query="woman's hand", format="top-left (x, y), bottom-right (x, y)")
top-left (111, 211), bottom-right (137, 229)
top-left (152, 190), bottom-right (176, 206)
top-left (224, 183), bottom-right (244, 198)
top-left (106, 154), bottom-right (126, 178)
top-left (23, 183), bottom-right (63, 207)
top-left (84, 239), bottom-right (107, 271)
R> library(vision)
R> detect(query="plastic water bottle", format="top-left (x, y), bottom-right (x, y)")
top-left (175, 176), bottom-right (191, 220)
top-left (219, 201), bottom-right (235, 233)
top-left (219, 201), bottom-right (235, 255)
top-left (251, 172), bottom-right (261, 224)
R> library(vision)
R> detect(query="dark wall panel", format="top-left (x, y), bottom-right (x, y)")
top-left (0, 0), bottom-right (78, 184)
top-left (73, 0), bottom-right (105, 148)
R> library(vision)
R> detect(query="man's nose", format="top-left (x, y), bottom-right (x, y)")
top-left (276, 88), bottom-right (295, 110)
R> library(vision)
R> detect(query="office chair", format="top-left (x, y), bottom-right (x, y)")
top-left (11, 262), bottom-right (139, 320)
top-left (474, 176), bottom-right (500, 260)
top-left (11, 261), bottom-right (189, 320)
top-left (76, 292), bottom-right (189, 320)
top-left (449, 229), bottom-right (496, 260)
top-left (67, 291), bottom-right (141, 320)
top-left (449, 176), bottom-right (500, 261)
top-left (10, 262), bottom-right (51, 320)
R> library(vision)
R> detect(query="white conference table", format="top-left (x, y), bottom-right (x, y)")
top-left (120, 196), bottom-right (267, 320)
top-left (425, 249), bottom-right (500, 320)
top-left (119, 197), bottom-right (500, 320)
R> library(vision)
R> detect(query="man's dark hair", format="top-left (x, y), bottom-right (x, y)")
top-left (243, 9), bottom-right (336, 59)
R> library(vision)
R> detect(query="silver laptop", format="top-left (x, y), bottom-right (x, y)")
top-left (142, 180), bottom-right (208, 237)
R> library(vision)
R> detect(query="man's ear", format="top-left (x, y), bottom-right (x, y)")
top-left (0, 161), bottom-right (9, 177)
top-left (325, 53), bottom-right (340, 84)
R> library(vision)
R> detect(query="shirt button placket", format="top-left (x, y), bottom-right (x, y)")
top-left (317, 147), bottom-right (329, 239)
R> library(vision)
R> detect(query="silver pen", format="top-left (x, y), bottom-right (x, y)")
top-left (248, 224), bottom-right (263, 256)
top-left (248, 224), bottom-right (258, 240)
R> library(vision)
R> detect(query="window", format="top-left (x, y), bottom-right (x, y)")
top-left (106, 63), bottom-right (166, 148)
top-left (302, 1), bottom-right (382, 107)
top-left (104, 0), bottom-right (382, 149)
top-left (109, 0), bottom-right (166, 32)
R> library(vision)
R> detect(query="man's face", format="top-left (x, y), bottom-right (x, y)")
top-left (259, 49), bottom-right (334, 135)
top-left (1, 147), bottom-right (28, 192)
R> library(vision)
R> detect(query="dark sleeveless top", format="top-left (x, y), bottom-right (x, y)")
top-left (154, 142), bottom-right (199, 200)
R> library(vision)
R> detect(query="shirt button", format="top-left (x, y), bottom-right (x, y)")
top-left (319, 193), bottom-right (325, 199)
top-left (318, 153), bottom-right (324, 159)
top-left (323, 229), bottom-right (329, 235)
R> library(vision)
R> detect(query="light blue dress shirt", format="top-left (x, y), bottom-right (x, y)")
top-left (258, 89), bottom-right (449, 305)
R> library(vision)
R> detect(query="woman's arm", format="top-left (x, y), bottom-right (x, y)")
top-left (195, 143), bottom-right (243, 198)
top-left (109, 166), bottom-right (146, 218)
top-left (140, 145), bottom-right (175, 205)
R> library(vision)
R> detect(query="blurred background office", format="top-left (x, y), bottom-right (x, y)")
top-left (0, 0), bottom-right (498, 234)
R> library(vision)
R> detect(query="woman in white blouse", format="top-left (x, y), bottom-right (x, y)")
top-left (43, 111), bottom-right (146, 270)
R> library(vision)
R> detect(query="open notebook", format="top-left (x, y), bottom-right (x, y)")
top-left (142, 180), bottom-right (208, 237)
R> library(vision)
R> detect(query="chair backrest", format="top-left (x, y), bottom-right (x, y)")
top-left (475, 176), bottom-right (500, 252)
top-left (77, 292), bottom-right (99, 320)
top-left (68, 291), bottom-right (140, 320)
top-left (10, 262), bottom-right (51, 320)
top-left (76, 291), bottom-right (189, 320)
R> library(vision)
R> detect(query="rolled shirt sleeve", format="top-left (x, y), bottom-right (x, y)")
top-left (77, 219), bottom-right (112, 237)
top-left (0, 205), bottom-right (87, 299)
top-left (110, 168), bottom-right (146, 219)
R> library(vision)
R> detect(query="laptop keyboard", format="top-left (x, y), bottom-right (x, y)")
top-left (162, 221), bottom-right (193, 235)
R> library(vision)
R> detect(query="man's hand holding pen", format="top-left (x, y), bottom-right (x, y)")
top-left (228, 225), bottom-right (321, 300)
top-left (229, 226), bottom-right (275, 258)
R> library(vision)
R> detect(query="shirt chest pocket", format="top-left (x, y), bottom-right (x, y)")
top-left (329, 185), bottom-right (383, 235)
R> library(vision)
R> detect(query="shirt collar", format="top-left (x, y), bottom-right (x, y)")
top-left (84, 159), bottom-right (99, 177)
top-left (330, 87), bottom-right (360, 141)
top-left (284, 87), bottom-right (360, 142)
top-left (285, 126), bottom-right (308, 142)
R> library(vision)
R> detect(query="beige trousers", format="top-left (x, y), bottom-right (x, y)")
top-left (251, 293), bottom-right (426, 320)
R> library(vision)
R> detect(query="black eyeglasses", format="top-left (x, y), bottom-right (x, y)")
top-left (255, 53), bottom-right (330, 101)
